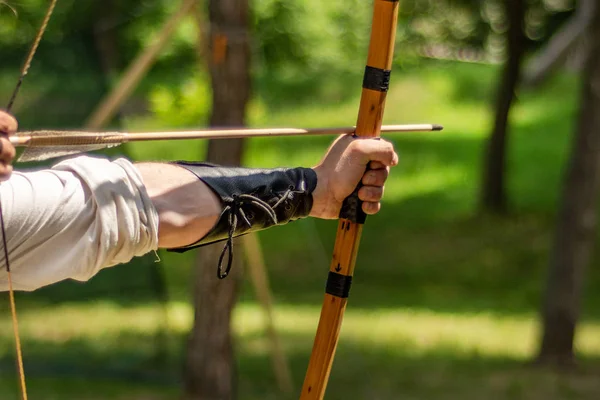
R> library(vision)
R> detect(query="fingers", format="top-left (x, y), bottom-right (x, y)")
top-left (359, 161), bottom-right (390, 215)
top-left (311, 135), bottom-right (398, 220)
top-left (0, 111), bottom-right (18, 135)
top-left (0, 164), bottom-right (13, 181)
top-left (358, 185), bottom-right (384, 202)
top-left (358, 183), bottom-right (385, 215)
top-left (0, 111), bottom-right (17, 182)
top-left (349, 138), bottom-right (398, 168)
top-left (369, 161), bottom-right (387, 170)
top-left (361, 166), bottom-right (389, 186)
top-left (0, 137), bottom-right (16, 162)
top-left (362, 201), bottom-right (381, 215)
top-left (0, 137), bottom-right (15, 182)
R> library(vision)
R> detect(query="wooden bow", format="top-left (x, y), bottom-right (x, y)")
top-left (300, 1), bottom-right (400, 398)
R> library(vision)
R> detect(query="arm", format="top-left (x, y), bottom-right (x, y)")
top-left (136, 135), bottom-right (398, 249)
top-left (0, 111), bottom-right (397, 290)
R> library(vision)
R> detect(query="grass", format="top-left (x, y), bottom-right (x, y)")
top-left (2, 60), bottom-right (598, 399)
top-left (2, 302), bottom-right (600, 399)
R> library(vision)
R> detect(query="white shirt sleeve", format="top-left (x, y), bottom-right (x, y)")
top-left (0, 156), bottom-right (160, 292)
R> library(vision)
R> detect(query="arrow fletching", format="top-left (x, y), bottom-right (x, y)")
top-left (13, 130), bottom-right (125, 162)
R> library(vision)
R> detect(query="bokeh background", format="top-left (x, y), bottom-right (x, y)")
top-left (1, 0), bottom-right (599, 399)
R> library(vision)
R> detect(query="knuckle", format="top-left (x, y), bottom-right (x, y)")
top-left (385, 147), bottom-right (395, 160)
top-left (358, 186), bottom-right (369, 200)
top-left (365, 171), bottom-right (377, 185)
top-left (376, 169), bottom-right (388, 180)
top-left (7, 142), bottom-right (15, 158)
top-left (7, 146), bottom-right (15, 160)
top-left (0, 139), bottom-right (14, 158)
top-left (0, 114), bottom-right (16, 135)
top-left (349, 140), bottom-right (363, 155)
top-left (363, 201), bottom-right (381, 215)
top-left (368, 187), bottom-right (381, 200)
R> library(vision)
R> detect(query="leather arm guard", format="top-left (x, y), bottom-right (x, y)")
top-left (167, 161), bottom-right (318, 279)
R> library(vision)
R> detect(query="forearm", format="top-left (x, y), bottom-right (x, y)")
top-left (0, 157), bottom-right (317, 291)
top-left (135, 162), bottom-right (222, 248)
top-left (137, 135), bottom-right (399, 253)
top-left (138, 161), bottom-right (320, 253)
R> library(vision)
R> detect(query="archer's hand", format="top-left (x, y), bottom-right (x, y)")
top-left (0, 111), bottom-right (17, 181)
top-left (310, 135), bottom-right (398, 219)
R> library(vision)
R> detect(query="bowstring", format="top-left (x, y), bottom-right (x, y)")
top-left (4, 1), bottom-right (59, 399)
top-left (6, 0), bottom-right (58, 111)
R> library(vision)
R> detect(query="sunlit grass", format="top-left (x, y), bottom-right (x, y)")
top-left (2, 302), bottom-right (600, 361)
top-left (4, 301), bottom-right (600, 399)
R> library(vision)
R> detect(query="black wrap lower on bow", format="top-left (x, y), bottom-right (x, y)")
top-left (167, 162), bottom-right (318, 279)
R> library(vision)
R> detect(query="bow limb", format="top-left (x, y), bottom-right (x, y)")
top-left (300, 1), bottom-right (400, 399)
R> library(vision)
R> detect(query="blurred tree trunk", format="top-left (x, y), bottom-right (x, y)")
top-left (92, 0), bottom-right (121, 81)
top-left (184, 0), bottom-right (250, 398)
top-left (91, 0), bottom-right (122, 125)
top-left (536, 2), bottom-right (600, 367)
top-left (480, 0), bottom-right (527, 213)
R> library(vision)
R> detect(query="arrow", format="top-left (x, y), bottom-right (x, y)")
top-left (11, 124), bottom-right (443, 162)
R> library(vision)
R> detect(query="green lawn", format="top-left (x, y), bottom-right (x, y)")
top-left (2, 60), bottom-right (598, 399)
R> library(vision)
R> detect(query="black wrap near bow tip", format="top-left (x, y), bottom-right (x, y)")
top-left (168, 162), bottom-right (318, 279)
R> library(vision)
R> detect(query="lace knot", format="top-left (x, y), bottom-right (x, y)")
top-left (216, 191), bottom-right (294, 279)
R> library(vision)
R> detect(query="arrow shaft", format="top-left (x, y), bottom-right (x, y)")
top-left (11, 124), bottom-right (441, 147)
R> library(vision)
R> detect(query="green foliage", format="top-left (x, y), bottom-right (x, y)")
top-left (1, 0), bottom-right (578, 116)
top-left (252, 0), bottom-right (372, 107)
top-left (146, 71), bottom-right (212, 128)
top-left (0, 0), bottom-right (592, 396)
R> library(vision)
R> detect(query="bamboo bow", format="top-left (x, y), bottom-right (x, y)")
top-left (300, 1), bottom-right (400, 398)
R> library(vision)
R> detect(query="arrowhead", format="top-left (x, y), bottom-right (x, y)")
top-left (335, 263), bottom-right (342, 272)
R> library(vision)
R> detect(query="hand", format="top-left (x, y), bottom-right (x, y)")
top-left (0, 111), bottom-right (17, 181)
top-left (310, 135), bottom-right (399, 219)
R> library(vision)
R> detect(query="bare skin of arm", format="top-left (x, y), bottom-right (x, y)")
top-left (137, 135), bottom-right (399, 249)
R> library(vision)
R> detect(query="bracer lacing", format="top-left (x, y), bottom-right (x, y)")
top-left (216, 188), bottom-right (296, 279)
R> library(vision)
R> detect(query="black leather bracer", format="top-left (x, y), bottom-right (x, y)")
top-left (167, 161), bottom-right (318, 278)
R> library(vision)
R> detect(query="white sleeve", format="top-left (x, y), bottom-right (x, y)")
top-left (0, 156), bottom-right (160, 292)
